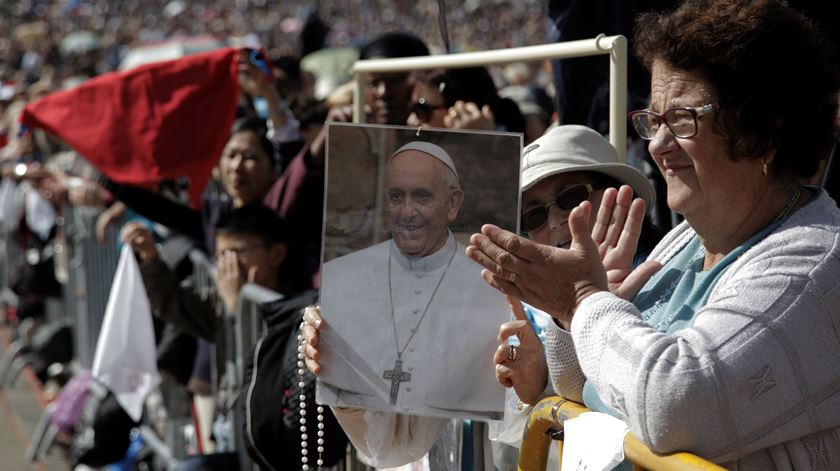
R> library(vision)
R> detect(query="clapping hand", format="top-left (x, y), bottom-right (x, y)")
top-left (592, 185), bottom-right (662, 300)
top-left (467, 202), bottom-right (607, 325)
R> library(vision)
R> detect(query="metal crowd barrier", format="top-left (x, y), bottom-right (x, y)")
top-left (139, 424), bottom-right (182, 470)
top-left (518, 396), bottom-right (725, 471)
top-left (188, 249), bottom-right (217, 301)
top-left (60, 205), bottom-right (120, 367)
top-left (228, 283), bottom-right (282, 471)
top-left (187, 250), bottom-right (272, 470)
top-left (1, 205), bottom-right (117, 387)
top-left (0, 225), bottom-right (21, 309)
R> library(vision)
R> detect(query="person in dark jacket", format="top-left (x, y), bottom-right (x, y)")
top-left (123, 204), bottom-right (346, 469)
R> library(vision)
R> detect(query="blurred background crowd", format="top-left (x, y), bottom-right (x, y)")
top-left (0, 0), bottom-right (545, 95)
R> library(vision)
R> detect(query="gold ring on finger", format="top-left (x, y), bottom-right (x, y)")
top-left (507, 344), bottom-right (518, 362)
top-left (509, 272), bottom-right (517, 283)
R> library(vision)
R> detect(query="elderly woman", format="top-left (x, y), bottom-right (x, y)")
top-left (468, 0), bottom-right (840, 468)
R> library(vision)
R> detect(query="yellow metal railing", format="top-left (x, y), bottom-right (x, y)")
top-left (518, 396), bottom-right (726, 471)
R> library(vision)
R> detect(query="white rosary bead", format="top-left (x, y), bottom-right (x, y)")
top-left (299, 320), bottom-right (326, 471)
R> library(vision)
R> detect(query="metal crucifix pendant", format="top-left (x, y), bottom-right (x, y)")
top-left (383, 358), bottom-right (411, 405)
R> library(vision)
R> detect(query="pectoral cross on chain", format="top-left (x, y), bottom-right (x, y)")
top-left (383, 358), bottom-right (411, 405)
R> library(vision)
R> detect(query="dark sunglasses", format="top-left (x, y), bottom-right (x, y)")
top-left (411, 97), bottom-right (447, 121)
top-left (520, 183), bottom-right (597, 233)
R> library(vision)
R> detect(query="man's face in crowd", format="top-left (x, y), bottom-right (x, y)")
top-left (220, 130), bottom-right (275, 207)
top-left (386, 151), bottom-right (464, 258)
top-left (215, 232), bottom-right (285, 288)
top-left (367, 72), bottom-right (414, 125)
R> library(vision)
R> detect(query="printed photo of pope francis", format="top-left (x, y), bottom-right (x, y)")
top-left (317, 123), bottom-right (521, 420)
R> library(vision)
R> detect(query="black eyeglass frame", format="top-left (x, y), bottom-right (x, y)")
top-left (628, 103), bottom-right (716, 140)
top-left (520, 183), bottom-right (598, 233)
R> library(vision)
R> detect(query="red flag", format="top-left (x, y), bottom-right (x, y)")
top-left (20, 48), bottom-right (240, 207)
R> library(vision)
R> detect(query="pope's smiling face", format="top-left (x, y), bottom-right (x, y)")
top-left (386, 150), bottom-right (463, 258)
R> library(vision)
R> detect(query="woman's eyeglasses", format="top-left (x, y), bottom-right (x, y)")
top-left (628, 103), bottom-right (716, 140)
top-left (411, 97), bottom-right (447, 121)
top-left (520, 183), bottom-right (597, 233)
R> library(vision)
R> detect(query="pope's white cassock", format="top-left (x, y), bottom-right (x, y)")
top-left (319, 231), bottom-right (509, 417)
top-left (317, 231), bottom-right (510, 465)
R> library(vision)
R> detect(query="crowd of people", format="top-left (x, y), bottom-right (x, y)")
top-left (0, 0), bottom-right (545, 89)
top-left (0, 0), bottom-right (839, 470)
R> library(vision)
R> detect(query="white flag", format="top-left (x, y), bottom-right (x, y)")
top-left (92, 245), bottom-right (161, 422)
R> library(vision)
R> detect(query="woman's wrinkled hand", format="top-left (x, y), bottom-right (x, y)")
top-left (301, 306), bottom-right (324, 375)
top-left (466, 202), bottom-right (607, 325)
top-left (592, 185), bottom-right (662, 300)
top-left (493, 297), bottom-right (548, 405)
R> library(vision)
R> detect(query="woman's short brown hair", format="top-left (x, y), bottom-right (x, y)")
top-left (634, 0), bottom-right (839, 179)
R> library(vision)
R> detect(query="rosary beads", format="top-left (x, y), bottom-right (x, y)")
top-left (298, 320), bottom-right (325, 470)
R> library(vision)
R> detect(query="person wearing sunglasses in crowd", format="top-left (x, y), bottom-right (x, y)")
top-left (487, 125), bottom-right (659, 466)
top-left (406, 67), bottom-right (526, 135)
top-left (469, 0), bottom-right (840, 468)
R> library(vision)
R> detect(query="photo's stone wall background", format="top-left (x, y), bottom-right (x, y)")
top-left (324, 124), bottom-right (521, 262)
